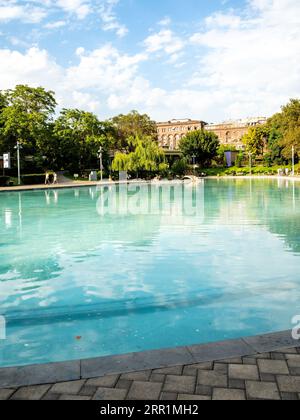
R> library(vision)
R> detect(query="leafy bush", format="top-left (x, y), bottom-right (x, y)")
top-left (171, 158), bottom-right (188, 177)
top-left (21, 174), bottom-right (46, 185)
top-left (0, 176), bottom-right (10, 186)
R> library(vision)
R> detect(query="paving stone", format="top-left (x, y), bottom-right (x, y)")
top-left (160, 392), bottom-right (177, 400)
top-left (85, 375), bottom-right (119, 387)
top-left (59, 394), bottom-right (91, 400)
top-left (275, 347), bottom-right (298, 354)
top-left (289, 367), bottom-right (300, 376)
top-left (0, 388), bottom-right (15, 400)
top-left (213, 363), bottom-right (228, 374)
top-left (228, 379), bottom-right (245, 390)
top-left (195, 385), bottom-right (212, 396)
top-left (244, 331), bottom-right (299, 353)
top-left (281, 392), bottom-right (298, 400)
top-left (242, 357), bottom-right (257, 365)
top-left (220, 357), bottom-right (243, 364)
top-left (11, 385), bottom-right (51, 400)
top-left (251, 353), bottom-right (271, 359)
top-left (150, 373), bottom-right (165, 383)
top-left (212, 388), bottom-right (246, 400)
top-left (164, 375), bottom-right (196, 394)
top-left (277, 375), bottom-right (300, 393)
top-left (286, 354), bottom-right (300, 367)
top-left (120, 371), bottom-right (151, 381)
top-left (271, 353), bottom-right (286, 361)
top-left (115, 379), bottom-right (132, 390)
top-left (152, 366), bottom-right (182, 375)
top-left (188, 339), bottom-right (254, 363)
top-left (79, 385), bottom-right (97, 397)
top-left (260, 373), bottom-right (276, 382)
top-left (183, 362), bottom-right (213, 376)
top-left (41, 392), bottom-right (60, 400)
top-left (93, 387), bottom-right (127, 400)
top-left (50, 380), bottom-right (85, 395)
top-left (258, 359), bottom-right (289, 375)
top-left (178, 394), bottom-right (210, 400)
top-left (197, 371), bottom-right (227, 387)
top-left (127, 381), bottom-right (162, 400)
top-left (0, 360), bottom-right (80, 388)
top-left (229, 364), bottom-right (259, 380)
top-left (246, 381), bottom-right (280, 400)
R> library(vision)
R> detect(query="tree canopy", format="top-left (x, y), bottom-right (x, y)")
top-left (0, 85), bottom-right (56, 158)
top-left (179, 130), bottom-right (220, 167)
top-left (110, 110), bottom-right (158, 152)
top-left (112, 136), bottom-right (167, 175)
top-left (52, 109), bottom-right (113, 172)
top-left (242, 126), bottom-right (268, 156)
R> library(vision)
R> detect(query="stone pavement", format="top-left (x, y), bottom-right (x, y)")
top-left (1, 346), bottom-right (300, 400)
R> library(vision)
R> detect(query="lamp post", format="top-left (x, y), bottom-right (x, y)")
top-left (98, 146), bottom-right (103, 182)
top-left (14, 142), bottom-right (23, 185)
top-left (292, 145), bottom-right (295, 176)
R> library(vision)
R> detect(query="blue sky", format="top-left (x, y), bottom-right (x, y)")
top-left (0, 0), bottom-right (299, 122)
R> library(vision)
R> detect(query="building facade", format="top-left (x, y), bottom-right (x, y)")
top-left (157, 117), bottom-right (267, 151)
top-left (204, 117), bottom-right (267, 150)
top-left (157, 119), bottom-right (207, 151)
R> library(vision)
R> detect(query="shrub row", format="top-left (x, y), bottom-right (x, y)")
top-left (0, 176), bottom-right (10, 186)
top-left (21, 174), bottom-right (46, 185)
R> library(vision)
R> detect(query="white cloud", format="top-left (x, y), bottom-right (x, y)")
top-left (44, 20), bottom-right (67, 29)
top-left (0, 1), bottom-right (47, 23)
top-left (158, 17), bottom-right (171, 26)
top-left (0, 0), bottom-right (299, 123)
top-left (56, 0), bottom-right (91, 20)
top-left (144, 29), bottom-right (185, 55)
top-left (188, 0), bottom-right (300, 119)
top-left (99, 0), bottom-right (128, 37)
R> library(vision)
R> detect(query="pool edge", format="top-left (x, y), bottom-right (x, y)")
top-left (0, 329), bottom-right (299, 388)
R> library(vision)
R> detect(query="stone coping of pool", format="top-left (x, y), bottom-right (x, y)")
top-left (0, 329), bottom-right (299, 389)
top-left (0, 175), bottom-right (300, 193)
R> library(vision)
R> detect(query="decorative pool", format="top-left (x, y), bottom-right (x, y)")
top-left (0, 179), bottom-right (300, 367)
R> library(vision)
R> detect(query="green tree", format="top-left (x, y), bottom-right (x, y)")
top-left (242, 126), bottom-right (268, 156)
top-left (112, 136), bottom-right (167, 177)
top-left (179, 130), bottom-right (220, 167)
top-left (110, 111), bottom-right (158, 152)
top-left (0, 85), bottom-right (56, 157)
top-left (53, 109), bottom-right (112, 172)
top-left (278, 99), bottom-right (300, 159)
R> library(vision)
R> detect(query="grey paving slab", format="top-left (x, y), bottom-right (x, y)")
top-left (127, 381), bottom-right (162, 400)
top-left (50, 380), bottom-right (85, 395)
top-left (93, 387), bottom-right (127, 400)
top-left (163, 375), bottom-right (196, 394)
top-left (0, 360), bottom-right (80, 388)
top-left (277, 375), bottom-right (300, 393)
top-left (188, 338), bottom-right (255, 363)
top-left (81, 346), bottom-right (193, 379)
top-left (212, 388), bottom-right (246, 400)
top-left (10, 385), bottom-right (51, 400)
top-left (243, 330), bottom-right (300, 353)
top-left (246, 381), bottom-right (280, 400)
top-left (229, 364), bottom-right (259, 380)
top-left (257, 359), bottom-right (289, 375)
top-left (0, 388), bottom-right (16, 400)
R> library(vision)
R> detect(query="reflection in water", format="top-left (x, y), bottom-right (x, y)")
top-left (0, 179), bottom-right (300, 367)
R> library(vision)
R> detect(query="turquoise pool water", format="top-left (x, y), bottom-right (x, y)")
top-left (0, 179), bottom-right (300, 367)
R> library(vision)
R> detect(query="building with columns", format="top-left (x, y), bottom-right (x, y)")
top-left (157, 119), bottom-right (207, 151)
top-left (205, 117), bottom-right (267, 150)
top-left (156, 117), bottom-right (267, 151)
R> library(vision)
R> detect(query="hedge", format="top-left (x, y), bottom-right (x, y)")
top-left (0, 176), bottom-right (10, 187)
top-left (21, 174), bottom-right (46, 185)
